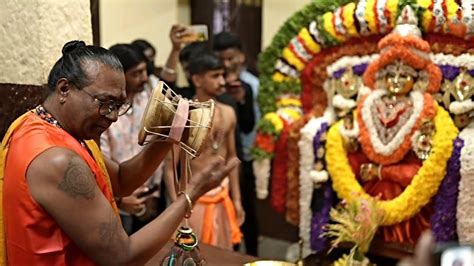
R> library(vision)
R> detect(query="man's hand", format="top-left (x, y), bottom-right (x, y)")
top-left (233, 200), bottom-right (246, 226)
top-left (119, 186), bottom-right (153, 216)
top-left (398, 231), bottom-right (434, 266)
top-left (185, 156), bottom-right (240, 202)
top-left (170, 24), bottom-right (187, 51)
top-left (225, 72), bottom-right (246, 104)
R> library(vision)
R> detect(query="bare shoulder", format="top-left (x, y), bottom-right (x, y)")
top-left (218, 103), bottom-right (236, 122)
top-left (27, 147), bottom-right (97, 202)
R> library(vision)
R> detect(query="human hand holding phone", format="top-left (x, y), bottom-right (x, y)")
top-left (225, 72), bottom-right (246, 104)
top-left (177, 25), bottom-right (209, 44)
top-left (137, 183), bottom-right (159, 199)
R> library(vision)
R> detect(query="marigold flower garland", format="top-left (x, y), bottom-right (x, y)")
top-left (326, 104), bottom-right (458, 225)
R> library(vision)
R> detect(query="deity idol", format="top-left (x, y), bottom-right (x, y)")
top-left (298, 55), bottom-right (375, 254)
top-left (325, 6), bottom-right (458, 245)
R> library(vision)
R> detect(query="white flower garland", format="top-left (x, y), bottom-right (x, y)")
top-left (430, 53), bottom-right (474, 70)
top-left (462, 0), bottom-right (473, 28)
top-left (450, 99), bottom-right (474, 115)
top-left (309, 20), bottom-right (326, 46)
top-left (332, 94), bottom-right (357, 111)
top-left (376, 0), bottom-right (389, 33)
top-left (457, 122), bottom-right (474, 244)
top-left (334, 7), bottom-right (347, 37)
top-left (355, 0), bottom-right (370, 35)
top-left (360, 89), bottom-right (425, 156)
top-left (326, 54), bottom-right (379, 77)
top-left (433, 0), bottom-right (446, 32)
top-left (463, 0), bottom-right (474, 36)
top-left (253, 158), bottom-right (272, 199)
top-left (298, 110), bottom-right (334, 254)
top-left (275, 59), bottom-right (299, 78)
top-left (290, 37), bottom-right (313, 62)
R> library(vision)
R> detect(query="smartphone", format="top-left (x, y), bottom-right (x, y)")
top-left (137, 183), bottom-right (159, 198)
top-left (433, 243), bottom-right (474, 266)
top-left (180, 25), bottom-right (208, 43)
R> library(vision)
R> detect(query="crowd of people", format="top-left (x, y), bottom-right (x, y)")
top-left (1, 23), bottom-right (261, 264)
top-left (100, 25), bottom-right (261, 254)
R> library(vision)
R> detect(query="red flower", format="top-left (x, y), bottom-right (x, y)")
top-left (256, 133), bottom-right (275, 153)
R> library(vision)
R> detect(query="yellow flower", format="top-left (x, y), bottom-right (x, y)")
top-left (326, 105), bottom-right (458, 226)
top-left (417, 0), bottom-right (433, 31)
top-left (323, 12), bottom-right (345, 42)
top-left (276, 98), bottom-right (302, 108)
top-left (386, 0), bottom-right (399, 28)
top-left (417, 0), bottom-right (432, 7)
top-left (264, 112), bottom-right (284, 133)
top-left (278, 107), bottom-right (302, 121)
top-left (365, 0), bottom-right (377, 33)
top-left (342, 3), bottom-right (359, 37)
top-left (444, 0), bottom-right (460, 32)
top-left (272, 72), bottom-right (289, 82)
top-left (445, 0), bottom-right (459, 22)
top-left (298, 28), bottom-right (322, 54)
top-left (421, 10), bottom-right (433, 31)
top-left (282, 47), bottom-right (305, 71)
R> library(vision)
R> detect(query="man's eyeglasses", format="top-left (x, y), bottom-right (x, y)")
top-left (78, 88), bottom-right (131, 116)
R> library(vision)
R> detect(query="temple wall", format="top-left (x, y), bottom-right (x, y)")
top-left (0, 0), bottom-right (92, 138)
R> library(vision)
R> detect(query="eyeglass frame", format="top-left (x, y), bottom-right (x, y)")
top-left (68, 81), bottom-right (132, 117)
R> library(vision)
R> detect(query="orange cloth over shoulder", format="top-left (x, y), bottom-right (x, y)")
top-left (1, 112), bottom-right (118, 265)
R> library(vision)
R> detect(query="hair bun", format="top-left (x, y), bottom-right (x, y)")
top-left (62, 40), bottom-right (86, 56)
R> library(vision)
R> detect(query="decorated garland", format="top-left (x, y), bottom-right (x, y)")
top-left (258, 0), bottom-right (354, 114)
top-left (431, 137), bottom-right (462, 243)
top-left (270, 121), bottom-right (290, 214)
top-left (252, 97), bottom-right (303, 201)
top-left (285, 116), bottom-right (312, 226)
top-left (298, 117), bottom-right (321, 255)
top-left (252, 96), bottom-right (303, 161)
top-left (457, 123), bottom-right (474, 244)
top-left (326, 104), bottom-right (458, 226)
top-left (357, 90), bottom-right (435, 165)
top-left (298, 112), bottom-right (334, 254)
top-left (258, 0), bottom-right (474, 116)
top-left (253, 0), bottom-right (474, 259)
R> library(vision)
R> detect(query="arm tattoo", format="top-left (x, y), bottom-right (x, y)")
top-left (98, 210), bottom-right (121, 248)
top-left (58, 157), bottom-right (97, 200)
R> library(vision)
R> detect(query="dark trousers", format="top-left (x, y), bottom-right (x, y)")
top-left (240, 160), bottom-right (259, 256)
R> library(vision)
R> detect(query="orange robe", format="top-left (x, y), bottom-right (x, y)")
top-left (348, 150), bottom-right (432, 244)
top-left (3, 113), bottom-right (116, 265)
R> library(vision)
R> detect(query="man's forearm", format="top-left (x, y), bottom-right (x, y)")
top-left (160, 49), bottom-right (180, 83)
top-left (119, 195), bottom-right (191, 265)
top-left (229, 166), bottom-right (241, 202)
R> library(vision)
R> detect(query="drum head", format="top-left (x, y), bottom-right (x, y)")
top-left (138, 82), bottom-right (175, 145)
top-left (184, 101), bottom-right (214, 156)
